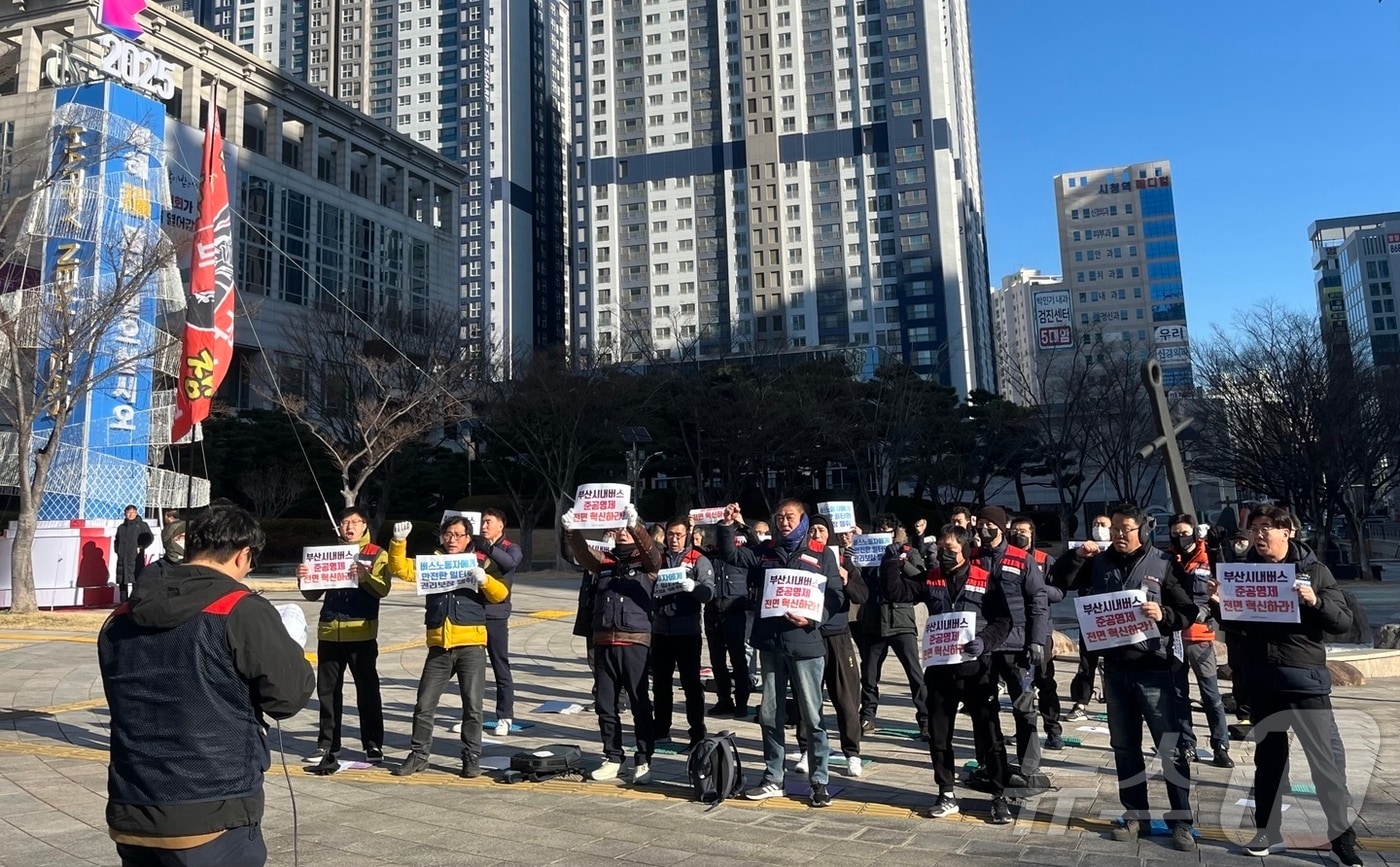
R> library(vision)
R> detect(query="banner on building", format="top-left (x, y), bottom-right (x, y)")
top-left (1034, 289), bottom-right (1073, 350)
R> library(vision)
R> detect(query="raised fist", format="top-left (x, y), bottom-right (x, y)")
top-left (392, 521), bottom-right (413, 540)
top-left (623, 503), bottom-right (640, 525)
top-left (560, 509), bottom-right (576, 531)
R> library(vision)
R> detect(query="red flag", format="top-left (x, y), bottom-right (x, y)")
top-left (172, 87), bottom-right (236, 443)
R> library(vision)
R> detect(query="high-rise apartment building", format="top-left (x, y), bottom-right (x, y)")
top-left (566, 0), bottom-right (994, 393)
top-left (991, 268), bottom-right (1063, 405)
top-left (1308, 212), bottom-right (1400, 356)
top-left (164, 0), bottom-right (570, 366)
top-left (1053, 159), bottom-right (1191, 390)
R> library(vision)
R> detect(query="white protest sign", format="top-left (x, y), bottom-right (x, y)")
top-left (298, 545), bottom-right (362, 590)
top-left (1075, 589), bottom-right (1160, 651)
top-left (655, 566), bottom-right (689, 596)
top-left (688, 507), bottom-right (726, 525)
top-left (759, 568), bottom-right (826, 622)
top-left (851, 532), bottom-right (894, 567)
top-left (441, 509), bottom-right (483, 536)
top-left (1067, 540), bottom-right (1101, 551)
top-left (921, 611), bottom-right (976, 666)
top-left (1217, 562), bottom-right (1299, 623)
top-left (414, 553), bottom-right (482, 595)
top-left (572, 484), bottom-right (632, 529)
top-left (585, 537), bottom-right (616, 554)
top-left (817, 501), bottom-right (857, 533)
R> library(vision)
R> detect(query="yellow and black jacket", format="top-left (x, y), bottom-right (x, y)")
top-left (389, 540), bottom-right (508, 648)
top-left (301, 535), bottom-right (391, 643)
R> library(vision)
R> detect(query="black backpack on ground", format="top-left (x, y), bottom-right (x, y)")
top-left (687, 730), bottom-right (744, 807)
top-left (508, 744), bottom-right (584, 782)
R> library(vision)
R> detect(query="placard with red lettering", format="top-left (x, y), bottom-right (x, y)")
top-left (571, 484), bottom-right (632, 529)
top-left (921, 611), bottom-right (975, 667)
top-left (759, 568), bottom-right (826, 622)
top-left (688, 507), bottom-right (726, 525)
top-left (1075, 589), bottom-right (1160, 651)
top-left (298, 545), bottom-right (362, 591)
top-left (1217, 563), bottom-right (1299, 624)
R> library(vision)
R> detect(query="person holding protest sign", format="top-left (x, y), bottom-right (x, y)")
top-left (1209, 505), bottom-right (1360, 866)
top-left (296, 507), bottom-right (391, 772)
top-left (1009, 516), bottom-right (1064, 750)
top-left (1062, 513), bottom-right (1113, 721)
top-left (1166, 514), bottom-right (1233, 769)
top-left (716, 500), bottom-right (843, 807)
top-left (476, 508), bottom-right (522, 737)
top-left (862, 515), bottom-right (930, 739)
top-left (972, 506), bottom-right (1049, 785)
top-left (883, 523), bottom-right (1014, 824)
top-left (793, 516), bottom-right (867, 777)
top-left (564, 502), bottom-right (660, 784)
top-left (1049, 506), bottom-right (1202, 851)
top-left (653, 517), bottom-right (716, 749)
top-left (389, 515), bottom-right (508, 779)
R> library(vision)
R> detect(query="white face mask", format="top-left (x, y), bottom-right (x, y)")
top-left (1090, 525), bottom-right (1111, 543)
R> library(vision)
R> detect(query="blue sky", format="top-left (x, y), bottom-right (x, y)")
top-left (971, 0), bottom-right (1400, 344)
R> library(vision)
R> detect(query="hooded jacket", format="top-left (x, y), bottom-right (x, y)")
top-left (301, 534), bottom-right (391, 643)
top-left (98, 564), bottom-right (314, 841)
top-left (1213, 540), bottom-right (1352, 690)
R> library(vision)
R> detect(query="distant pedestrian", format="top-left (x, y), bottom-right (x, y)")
top-left (113, 505), bottom-right (153, 604)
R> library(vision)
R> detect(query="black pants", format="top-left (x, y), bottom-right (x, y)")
top-left (408, 645), bottom-right (486, 760)
top-left (796, 629), bottom-right (863, 757)
top-left (1036, 654), bottom-right (1062, 738)
top-left (704, 602), bottom-right (751, 709)
top-left (926, 664), bottom-right (1007, 796)
top-left (858, 631), bottom-right (928, 727)
top-left (1250, 689), bottom-right (1355, 843)
top-left (1070, 643), bottom-right (1102, 706)
top-left (316, 639), bottom-right (383, 754)
top-left (485, 618), bottom-right (514, 720)
top-left (595, 642), bottom-right (655, 762)
top-left (988, 651), bottom-right (1042, 775)
top-left (117, 824), bottom-right (265, 866)
top-left (652, 632), bottom-right (706, 742)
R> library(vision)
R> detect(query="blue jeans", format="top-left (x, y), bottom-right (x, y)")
top-left (757, 650), bottom-right (828, 785)
top-left (1103, 664), bottom-right (1193, 824)
top-left (117, 824), bottom-right (265, 866)
top-left (1176, 640), bottom-right (1229, 752)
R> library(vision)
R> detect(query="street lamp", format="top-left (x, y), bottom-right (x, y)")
top-left (621, 425), bottom-right (660, 501)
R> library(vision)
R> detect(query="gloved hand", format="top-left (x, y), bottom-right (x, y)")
top-left (1028, 643), bottom-right (1045, 671)
top-left (560, 509), bottom-right (576, 531)
top-left (963, 637), bottom-right (985, 658)
top-left (624, 503), bottom-right (640, 525)
top-left (466, 566), bottom-right (487, 588)
top-left (392, 521), bottom-right (413, 540)
top-left (1196, 523), bottom-right (1211, 540)
top-left (678, 576), bottom-right (696, 594)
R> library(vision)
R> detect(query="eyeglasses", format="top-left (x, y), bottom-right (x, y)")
top-left (340, 520), bottom-right (366, 528)
top-left (441, 531), bottom-right (469, 540)
top-left (1109, 526), bottom-right (1139, 537)
top-left (1249, 525), bottom-right (1284, 535)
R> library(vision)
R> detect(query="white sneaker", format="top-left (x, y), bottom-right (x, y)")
top-left (793, 752), bottom-right (810, 775)
top-left (494, 718), bottom-right (512, 737)
top-left (589, 760), bottom-right (621, 781)
top-left (632, 761), bottom-right (650, 785)
top-left (448, 722), bottom-right (463, 733)
top-left (847, 755), bottom-right (863, 777)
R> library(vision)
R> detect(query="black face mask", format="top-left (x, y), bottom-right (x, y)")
top-left (1008, 532), bottom-right (1031, 550)
top-left (978, 526), bottom-right (999, 544)
top-left (936, 550), bottom-right (961, 572)
top-left (1172, 535), bottom-right (1196, 554)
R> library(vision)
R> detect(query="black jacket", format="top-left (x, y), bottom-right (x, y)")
top-left (1213, 541), bottom-right (1352, 686)
top-left (977, 539), bottom-right (1049, 652)
top-left (113, 518), bottom-right (153, 584)
top-left (477, 534), bottom-right (522, 620)
top-left (715, 521), bottom-right (843, 659)
top-left (99, 564), bottom-right (314, 838)
top-left (883, 558), bottom-right (1013, 677)
top-left (653, 548), bottom-right (717, 635)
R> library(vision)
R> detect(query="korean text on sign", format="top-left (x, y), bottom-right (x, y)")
top-left (921, 611), bottom-right (975, 667)
top-left (759, 568), bottom-right (826, 622)
top-left (816, 501), bottom-right (856, 533)
top-left (655, 566), bottom-right (688, 596)
top-left (298, 545), bottom-right (361, 591)
top-left (1075, 589), bottom-right (1160, 651)
top-left (687, 507), bottom-right (726, 525)
top-left (1217, 563), bottom-right (1299, 624)
top-left (441, 509), bottom-right (482, 535)
top-left (850, 533), bottom-right (893, 567)
top-left (414, 554), bottom-right (481, 596)
top-left (571, 483), bottom-right (632, 529)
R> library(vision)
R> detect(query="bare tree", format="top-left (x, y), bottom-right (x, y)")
top-left (0, 112), bottom-right (178, 612)
top-left (1084, 337), bottom-right (1168, 506)
top-left (258, 302), bottom-right (472, 512)
top-left (238, 464), bottom-right (309, 518)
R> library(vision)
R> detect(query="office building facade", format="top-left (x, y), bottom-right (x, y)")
top-left (161, 0), bottom-right (570, 367)
top-left (990, 268), bottom-right (1063, 405)
top-left (566, 0), bottom-right (994, 393)
top-left (1309, 212), bottom-right (1400, 357)
top-left (1335, 220), bottom-right (1400, 367)
top-left (1053, 159), bottom-right (1191, 390)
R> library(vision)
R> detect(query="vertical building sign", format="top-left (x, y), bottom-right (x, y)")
top-left (1033, 289), bottom-right (1072, 350)
top-left (34, 82), bottom-right (165, 520)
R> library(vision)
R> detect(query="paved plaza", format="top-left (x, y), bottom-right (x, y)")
top-left (1, 572), bottom-right (1400, 866)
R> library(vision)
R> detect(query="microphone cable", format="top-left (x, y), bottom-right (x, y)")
top-left (274, 720), bottom-right (300, 867)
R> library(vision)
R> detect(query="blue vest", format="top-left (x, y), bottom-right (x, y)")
top-left (100, 590), bottom-right (267, 809)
